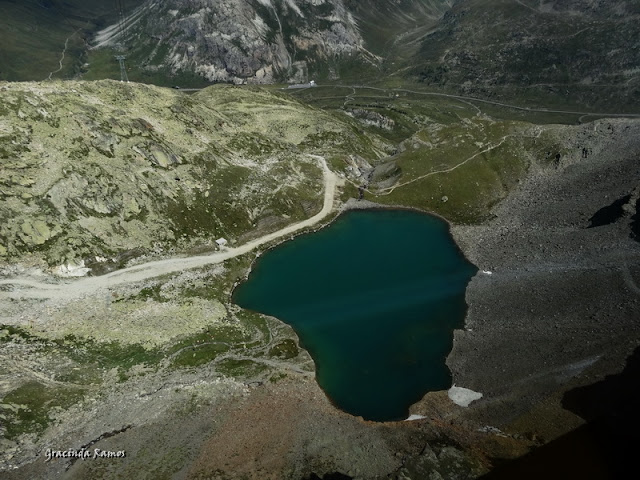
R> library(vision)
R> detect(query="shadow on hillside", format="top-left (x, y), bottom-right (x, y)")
top-left (481, 346), bottom-right (640, 480)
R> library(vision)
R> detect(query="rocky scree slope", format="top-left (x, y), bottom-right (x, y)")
top-left (0, 80), bottom-right (388, 271)
top-left (411, 0), bottom-right (640, 110)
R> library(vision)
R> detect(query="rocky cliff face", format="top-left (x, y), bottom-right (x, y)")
top-left (97, 0), bottom-right (369, 84)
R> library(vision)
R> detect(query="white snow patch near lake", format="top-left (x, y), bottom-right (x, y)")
top-left (405, 414), bottom-right (427, 421)
top-left (448, 385), bottom-right (483, 407)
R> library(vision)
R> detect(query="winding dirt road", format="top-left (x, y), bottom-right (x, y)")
top-left (45, 27), bottom-right (83, 81)
top-left (291, 84), bottom-right (640, 119)
top-left (0, 156), bottom-right (338, 301)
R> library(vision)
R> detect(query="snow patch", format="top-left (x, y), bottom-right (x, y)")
top-left (55, 260), bottom-right (90, 277)
top-left (448, 385), bottom-right (483, 407)
top-left (405, 414), bottom-right (427, 421)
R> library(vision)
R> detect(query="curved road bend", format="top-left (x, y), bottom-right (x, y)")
top-left (0, 156), bottom-right (338, 301)
top-left (290, 84), bottom-right (640, 119)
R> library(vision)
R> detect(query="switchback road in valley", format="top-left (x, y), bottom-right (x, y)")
top-left (290, 84), bottom-right (640, 119)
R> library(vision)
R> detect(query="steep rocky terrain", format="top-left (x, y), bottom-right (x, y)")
top-left (92, 0), bottom-right (368, 84)
top-left (411, 0), bottom-right (640, 110)
top-left (445, 117), bottom-right (640, 477)
top-left (88, 0), bottom-right (458, 85)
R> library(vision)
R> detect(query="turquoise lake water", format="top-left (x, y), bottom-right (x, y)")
top-left (232, 209), bottom-right (477, 421)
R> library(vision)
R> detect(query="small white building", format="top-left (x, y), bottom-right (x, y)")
top-left (216, 238), bottom-right (228, 247)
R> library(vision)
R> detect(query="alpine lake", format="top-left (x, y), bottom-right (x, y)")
top-left (233, 209), bottom-right (477, 421)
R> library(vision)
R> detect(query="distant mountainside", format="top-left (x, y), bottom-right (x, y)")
top-left (89, 0), bottom-right (455, 85)
top-left (410, 0), bottom-right (640, 110)
top-left (93, 0), bottom-right (367, 85)
top-left (0, 0), bottom-right (144, 81)
top-left (343, 0), bottom-right (453, 57)
top-left (1, 0), bottom-right (638, 110)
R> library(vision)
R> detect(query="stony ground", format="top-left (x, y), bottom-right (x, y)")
top-left (448, 118), bottom-right (640, 442)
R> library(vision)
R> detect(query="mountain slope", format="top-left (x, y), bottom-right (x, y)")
top-left (0, 80), bottom-right (389, 269)
top-left (0, 0), bottom-right (145, 81)
top-left (345, 0), bottom-right (453, 60)
top-left (89, 0), bottom-right (369, 84)
top-left (410, 0), bottom-right (640, 110)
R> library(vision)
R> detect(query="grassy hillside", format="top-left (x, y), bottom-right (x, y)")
top-left (289, 82), bottom-right (581, 224)
top-left (345, 0), bottom-right (452, 59)
top-left (0, 0), bottom-right (145, 81)
top-left (0, 80), bottom-right (389, 268)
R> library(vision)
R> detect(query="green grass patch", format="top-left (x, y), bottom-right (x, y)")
top-left (55, 335), bottom-right (165, 374)
top-left (1, 381), bottom-right (86, 439)
top-left (170, 342), bottom-right (230, 368)
top-left (268, 339), bottom-right (299, 359)
top-left (216, 358), bottom-right (268, 378)
top-left (369, 135), bottom-right (530, 224)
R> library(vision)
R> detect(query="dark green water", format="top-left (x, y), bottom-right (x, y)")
top-left (233, 209), bottom-right (477, 421)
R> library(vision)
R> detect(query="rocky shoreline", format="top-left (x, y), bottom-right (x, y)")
top-left (447, 118), bottom-right (640, 440)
